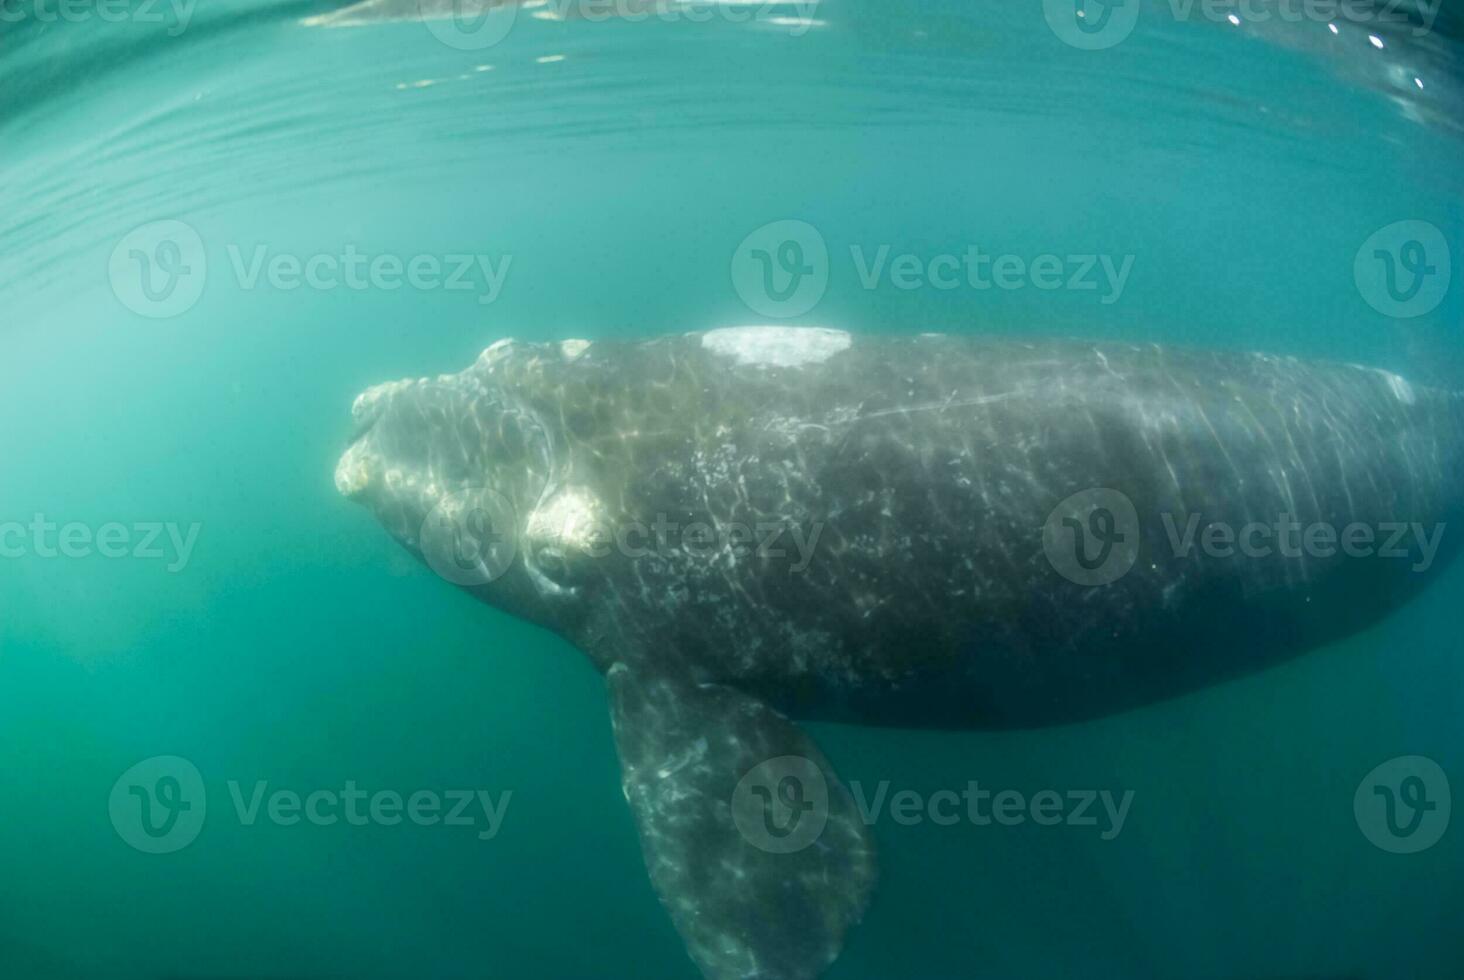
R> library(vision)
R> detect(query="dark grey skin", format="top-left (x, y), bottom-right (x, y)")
top-left (336, 328), bottom-right (1464, 980)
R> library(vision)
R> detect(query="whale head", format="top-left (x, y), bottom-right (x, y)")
top-left (335, 338), bottom-right (590, 628)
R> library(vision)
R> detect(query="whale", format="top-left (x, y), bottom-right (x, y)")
top-left (336, 327), bottom-right (1464, 979)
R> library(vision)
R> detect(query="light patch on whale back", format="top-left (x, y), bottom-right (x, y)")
top-left (560, 338), bottom-right (591, 361)
top-left (701, 326), bottom-right (851, 368)
top-left (1377, 368), bottom-right (1416, 406)
top-left (476, 338), bottom-right (517, 370)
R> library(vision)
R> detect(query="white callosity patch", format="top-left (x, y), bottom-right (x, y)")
top-left (526, 487), bottom-right (605, 555)
top-left (1346, 364), bottom-right (1419, 406)
top-left (701, 326), bottom-right (851, 369)
top-left (522, 486), bottom-right (609, 597)
top-left (476, 338), bottom-right (517, 371)
top-left (334, 440), bottom-right (373, 498)
top-left (1379, 368), bottom-right (1417, 406)
top-left (560, 338), bottom-right (592, 361)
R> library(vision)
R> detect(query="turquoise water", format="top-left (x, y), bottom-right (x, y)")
top-left (2, 1), bottom-right (1462, 977)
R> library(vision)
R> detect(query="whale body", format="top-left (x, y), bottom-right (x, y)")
top-left (336, 327), bottom-right (1464, 979)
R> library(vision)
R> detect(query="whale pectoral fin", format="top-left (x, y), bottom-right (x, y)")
top-left (607, 662), bottom-right (877, 980)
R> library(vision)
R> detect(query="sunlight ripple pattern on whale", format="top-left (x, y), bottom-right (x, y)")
top-left (337, 327), bottom-right (1464, 980)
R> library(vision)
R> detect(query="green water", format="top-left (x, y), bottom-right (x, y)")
top-left (1, 1), bottom-right (1462, 977)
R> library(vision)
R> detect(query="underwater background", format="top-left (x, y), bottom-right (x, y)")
top-left (1, 0), bottom-right (1462, 976)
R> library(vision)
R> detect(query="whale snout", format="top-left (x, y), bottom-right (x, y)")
top-left (335, 437), bottom-right (375, 499)
top-left (335, 379), bottom-right (414, 501)
top-left (333, 365), bottom-right (554, 568)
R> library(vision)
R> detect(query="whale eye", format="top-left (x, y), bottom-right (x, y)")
top-left (528, 544), bottom-right (577, 590)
